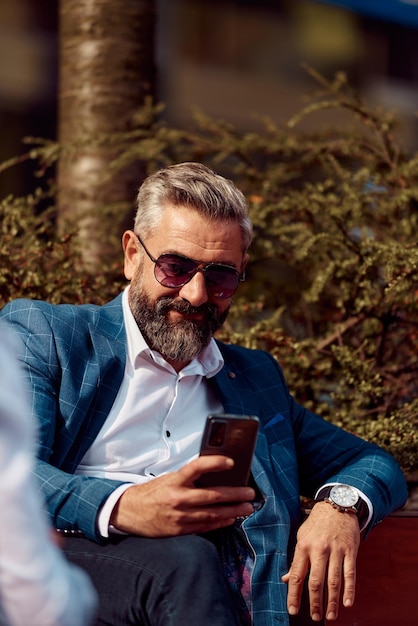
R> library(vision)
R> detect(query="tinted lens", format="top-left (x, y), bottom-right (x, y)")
top-left (154, 254), bottom-right (240, 299)
top-left (203, 265), bottom-right (240, 298)
top-left (155, 255), bottom-right (197, 287)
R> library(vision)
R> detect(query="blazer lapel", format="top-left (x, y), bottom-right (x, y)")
top-left (213, 363), bottom-right (261, 417)
top-left (66, 296), bottom-right (127, 467)
top-left (87, 294), bottom-right (126, 430)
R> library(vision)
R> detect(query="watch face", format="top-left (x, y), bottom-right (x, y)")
top-left (330, 485), bottom-right (359, 508)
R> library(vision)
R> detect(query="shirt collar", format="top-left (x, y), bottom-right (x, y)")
top-left (122, 287), bottom-right (224, 378)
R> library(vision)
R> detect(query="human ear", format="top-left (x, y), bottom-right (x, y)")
top-left (241, 252), bottom-right (249, 273)
top-left (122, 230), bottom-right (141, 280)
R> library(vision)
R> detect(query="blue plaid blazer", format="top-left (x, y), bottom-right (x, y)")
top-left (0, 295), bottom-right (407, 626)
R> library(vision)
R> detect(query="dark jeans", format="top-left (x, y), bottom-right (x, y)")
top-left (63, 534), bottom-right (242, 626)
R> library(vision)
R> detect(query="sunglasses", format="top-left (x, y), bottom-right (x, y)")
top-left (136, 234), bottom-right (245, 299)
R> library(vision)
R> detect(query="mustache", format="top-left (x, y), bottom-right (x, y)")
top-left (155, 297), bottom-right (220, 319)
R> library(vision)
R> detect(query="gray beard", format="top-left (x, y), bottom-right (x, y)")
top-left (128, 281), bottom-right (229, 364)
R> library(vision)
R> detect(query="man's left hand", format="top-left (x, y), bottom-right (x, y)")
top-left (281, 501), bottom-right (360, 622)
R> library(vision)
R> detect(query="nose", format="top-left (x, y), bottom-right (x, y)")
top-left (178, 270), bottom-right (209, 306)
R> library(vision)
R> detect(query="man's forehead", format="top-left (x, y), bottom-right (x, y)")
top-left (150, 208), bottom-right (244, 256)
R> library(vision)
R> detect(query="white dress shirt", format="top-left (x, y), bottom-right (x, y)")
top-left (76, 288), bottom-right (225, 535)
top-left (0, 322), bottom-right (97, 626)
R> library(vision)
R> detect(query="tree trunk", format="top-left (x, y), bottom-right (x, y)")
top-left (57, 0), bottom-right (156, 270)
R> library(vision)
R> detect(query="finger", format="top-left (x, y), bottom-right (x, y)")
top-left (179, 455), bottom-right (234, 484)
top-left (181, 486), bottom-right (256, 520)
top-left (342, 552), bottom-right (356, 610)
top-left (178, 456), bottom-right (256, 505)
top-left (307, 553), bottom-right (329, 622)
top-left (191, 517), bottom-right (238, 533)
top-left (180, 500), bottom-right (254, 529)
top-left (281, 557), bottom-right (310, 617)
top-left (324, 558), bottom-right (343, 621)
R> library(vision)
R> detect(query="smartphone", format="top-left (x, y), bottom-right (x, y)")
top-left (196, 413), bottom-right (259, 488)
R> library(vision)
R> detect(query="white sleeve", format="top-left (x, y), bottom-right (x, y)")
top-left (97, 483), bottom-right (133, 538)
top-left (0, 324), bottom-right (98, 626)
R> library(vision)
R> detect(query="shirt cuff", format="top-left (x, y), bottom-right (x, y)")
top-left (97, 483), bottom-right (134, 538)
top-left (314, 482), bottom-right (374, 532)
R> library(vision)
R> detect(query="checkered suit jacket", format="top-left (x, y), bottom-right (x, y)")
top-left (0, 294), bottom-right (407, 626)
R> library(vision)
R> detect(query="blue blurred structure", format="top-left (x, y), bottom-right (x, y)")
top-left (318, 0), bottom-right (418, 27)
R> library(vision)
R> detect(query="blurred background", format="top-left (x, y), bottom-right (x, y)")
top-left (1, 0), bottom-right (418, 197)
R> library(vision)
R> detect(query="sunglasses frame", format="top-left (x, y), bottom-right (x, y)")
top-left (135, 233), bottom-right (245, 299)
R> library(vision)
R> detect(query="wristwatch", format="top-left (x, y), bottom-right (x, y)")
top-left (315, 484), bottom-right (369, 527)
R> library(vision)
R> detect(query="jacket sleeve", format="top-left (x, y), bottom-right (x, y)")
top-left (0, 299), bottom-right (125, 543)
top-left (266, 352), bottom-right (408, 528)
top-left (288, 393), bottom-right (408, 528)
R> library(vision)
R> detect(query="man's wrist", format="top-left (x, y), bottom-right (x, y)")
top-left (314, 483), bottom-right (372, 531)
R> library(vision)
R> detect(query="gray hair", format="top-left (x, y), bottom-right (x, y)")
top-left (133, 162), bottom-right (253, 251)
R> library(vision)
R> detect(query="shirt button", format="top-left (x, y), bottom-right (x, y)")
top-left (166, 430), bottom-right (171, 437)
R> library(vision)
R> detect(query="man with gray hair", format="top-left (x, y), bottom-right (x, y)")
top-left (1, 163), bottom-right (407, 626)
